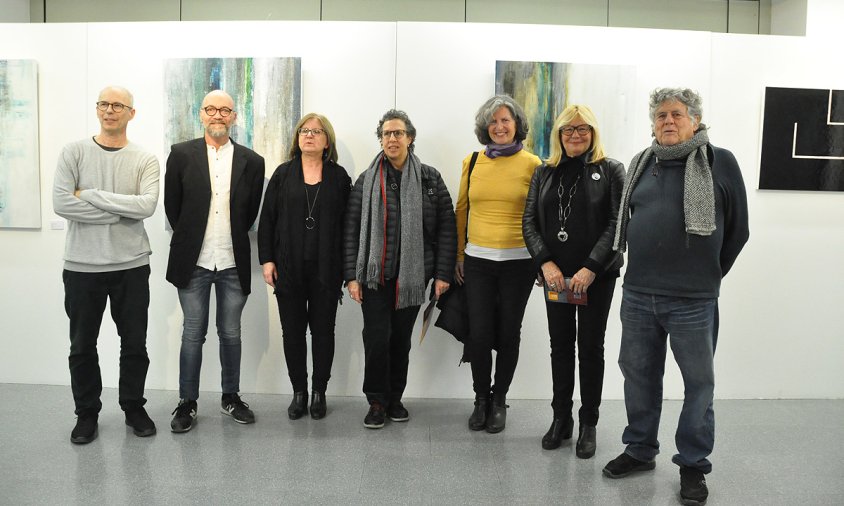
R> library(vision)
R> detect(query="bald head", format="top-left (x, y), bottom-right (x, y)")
top-left (201, 90), bottom-right (234, 109)
top-left (98, 86), bottom-right (134, 108)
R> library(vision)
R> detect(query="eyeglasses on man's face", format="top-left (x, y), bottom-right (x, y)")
top-left (298, 128), bottom-right (325, 136)
top-left (560, 125), bottom-right (592, 137)
top-left (202, 105), bottom-right (233, 117)
top-left (96, 101), bottom-right (131, 113)
top-left (381, 129), bottom-right (407, 140)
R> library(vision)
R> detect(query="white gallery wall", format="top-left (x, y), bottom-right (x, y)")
top-left (0, 12), bottom-right (842, 402)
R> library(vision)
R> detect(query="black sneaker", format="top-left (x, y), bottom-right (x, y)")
top-left (602, 452), bottom-right (656, 478)
top-left (170, 399), bottom-right (197, 433)
top-left (125, 407), bottom-right (157, 437)
top-left (387, 401), bottom-right (409, 422)
top-left (679, 466), bottom-right (709, 506)
top-left (221, 393), bottom-right (255, 424)
top-left (70, 413), bottom-right (98, 444)
top-left (363, 402), bottom-right (386, 429)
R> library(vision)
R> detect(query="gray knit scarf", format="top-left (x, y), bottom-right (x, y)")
top-left (355, 151), bottom-right (426, 309)
top-left (613, 126), bottom-right (715, 252)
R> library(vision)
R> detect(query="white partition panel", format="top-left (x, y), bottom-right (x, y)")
top-left (0, 19), bottom-right (841, 401)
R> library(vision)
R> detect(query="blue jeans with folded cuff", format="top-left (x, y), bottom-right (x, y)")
top-left (618, 288), bottom-right (718, 473)
top-left (177, 266), bottom-right (248, 401)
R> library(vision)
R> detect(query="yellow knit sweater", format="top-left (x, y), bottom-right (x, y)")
top-left (455, 149), bottom-right (542, 261)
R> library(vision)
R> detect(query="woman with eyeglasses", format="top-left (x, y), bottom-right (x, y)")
top-left (522, 105), bottom-right (625, 457)
top-left (258, 113), bottom-right (351, 420)
top-left (455, 95), bottom-right (542, 434)
top-left (343, 109), bottom-right (456, 429)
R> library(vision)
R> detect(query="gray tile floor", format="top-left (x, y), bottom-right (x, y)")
top-left (3, 383), bottom-right (842, 505)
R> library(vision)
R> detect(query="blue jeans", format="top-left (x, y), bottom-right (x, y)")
top-left (177, 267), bottom-right (248, 400)
top-left (618, 288), bottom-right (718, 473)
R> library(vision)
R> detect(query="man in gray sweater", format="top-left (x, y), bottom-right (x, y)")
top-left (53, 86), bottom-right (160, 444)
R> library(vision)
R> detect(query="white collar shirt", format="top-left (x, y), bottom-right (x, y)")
top-left (196, 140), bottom-right (236, 271)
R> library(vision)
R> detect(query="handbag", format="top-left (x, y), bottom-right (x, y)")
top-left (434, 152), bottom-right (478, 361)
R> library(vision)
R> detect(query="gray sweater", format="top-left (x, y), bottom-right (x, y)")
top-left (52, 137), bottom-right (160, 272)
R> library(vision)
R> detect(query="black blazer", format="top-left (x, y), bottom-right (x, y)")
top-left (164, 138), bottom-right (265, 295)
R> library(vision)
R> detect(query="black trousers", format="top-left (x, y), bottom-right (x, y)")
top-left (275, 264), bottom-right (339, 393)
top-left (361, 279), bottom-right (420, 406)
top-left (62, 265), bottom-right (151, 416)
top-left (546, 276), bottom-right (616, 426)
top-left (464, 255), bottom-right (535, 398)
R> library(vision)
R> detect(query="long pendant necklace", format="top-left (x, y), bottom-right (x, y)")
top-left (556, 172), bottom-right (582, 242)
top-left (305, 183), bottom-right (321, 230)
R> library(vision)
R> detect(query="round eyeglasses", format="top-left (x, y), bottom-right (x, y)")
top-left (202, 106), bottom-right (233, 117)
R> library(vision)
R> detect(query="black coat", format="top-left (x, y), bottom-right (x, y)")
top-left (343, 161), bottom-right (457, 285)
top-left (522, 155), bottom-right (625, 276)
top-left (164, 138), bottom-right (265, 295)
top-left (257, 157), bottom-right (351, 296)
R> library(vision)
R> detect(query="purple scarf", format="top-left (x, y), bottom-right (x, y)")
top-left (485, 141), bottom-right (523, 159)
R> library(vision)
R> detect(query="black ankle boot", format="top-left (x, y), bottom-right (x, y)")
top-left (310, 391), bottom-right (326, 420)
top-left (468, 395), bottom-right (489, 431)
top-left (486, 395), bottom-right (508, 434)
top-left (541, 417), bottom-right (574, 450)
top-left (287, 391), bottom-right (308, 420)
top-left (576, 424), bottom-right (597, 459)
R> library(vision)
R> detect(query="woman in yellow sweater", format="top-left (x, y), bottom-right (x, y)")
top-left (455, 95), bottom-right (542, 433)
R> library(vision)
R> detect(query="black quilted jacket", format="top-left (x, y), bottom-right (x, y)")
top-left (343, 162), bottom-right (457, 285)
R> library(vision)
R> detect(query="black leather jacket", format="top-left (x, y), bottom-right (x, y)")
top-left (522, 155), bottom-right (625, 276)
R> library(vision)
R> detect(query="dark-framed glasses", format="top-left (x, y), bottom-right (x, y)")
top-left (203, 105), bottom-right (233, 117)
top-left (298, 127), bottom-right (325, 136)
top-left (560, 125), bottom-right (592, 137)
top-left (96, 101), bottom-right (131, 112)
top-left (382, 129), bottom-right (407, 140)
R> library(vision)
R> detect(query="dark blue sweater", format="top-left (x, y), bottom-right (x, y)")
top-left (624, 145), bottom-right (749, 298)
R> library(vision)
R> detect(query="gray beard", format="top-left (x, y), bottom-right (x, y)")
top-left (206, 124), bottom-right (229, 139)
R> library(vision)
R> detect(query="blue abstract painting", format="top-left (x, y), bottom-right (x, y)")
top-left (0, 60), bottom-right (41, 228)
top-left (164, 57), bottom-right (302, 173)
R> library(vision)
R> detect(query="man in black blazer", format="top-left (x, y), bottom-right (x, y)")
top-left (164, 90), bottom-right (265, 433)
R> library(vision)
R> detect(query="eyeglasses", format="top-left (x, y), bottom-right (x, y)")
top-left (202, 106), bottom-right (233, 117)
top-left (96, 101), bottom-right (131, 112)
top-left (560, 125), bottom-right (592, 137)
top-left (298, 128), bottom-right (325, 136)
top-left (381, 130), bottom-right (407, 140)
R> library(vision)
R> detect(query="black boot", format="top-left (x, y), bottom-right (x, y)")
top-left (468, 395), bottom-right (489, 431)
top-left (287, 391), bottom-right (308, 420)
top-left (541, 417), bottom-right (574, 450)
top-left (575, 424), bottom-right (597, 459)
top-left (310, 391), bottom-right (326, 420)
top-left (486, 394), bottom-right (508, 434)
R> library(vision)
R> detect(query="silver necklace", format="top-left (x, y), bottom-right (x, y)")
top-left (305, 183), bottom-right (320, 230)
top-left (556, 172), bottom-right (582, 242)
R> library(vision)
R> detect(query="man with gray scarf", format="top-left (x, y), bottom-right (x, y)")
top-left (343, 109), bottom-right (456, 429)
top-left (602, 88), bottom-right (748, 506)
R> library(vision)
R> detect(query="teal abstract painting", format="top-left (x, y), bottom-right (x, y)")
top-left (0, 59), bottom-right (41, 228)
top-left (495, 60), bottom-right (567, 160)
top-left (164, 57), bottom-right (302, 172)
top-left (496, 61), bottom-right (638, 163)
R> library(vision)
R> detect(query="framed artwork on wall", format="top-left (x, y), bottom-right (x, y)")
top-left (0, 59), bottom-right (41, 229)
top-left (494, 60), bottom-right (636, 162)
top-left (163, 57), bottom-right (302, 173)
top-left (760, 86), bottom-right (844, 191)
